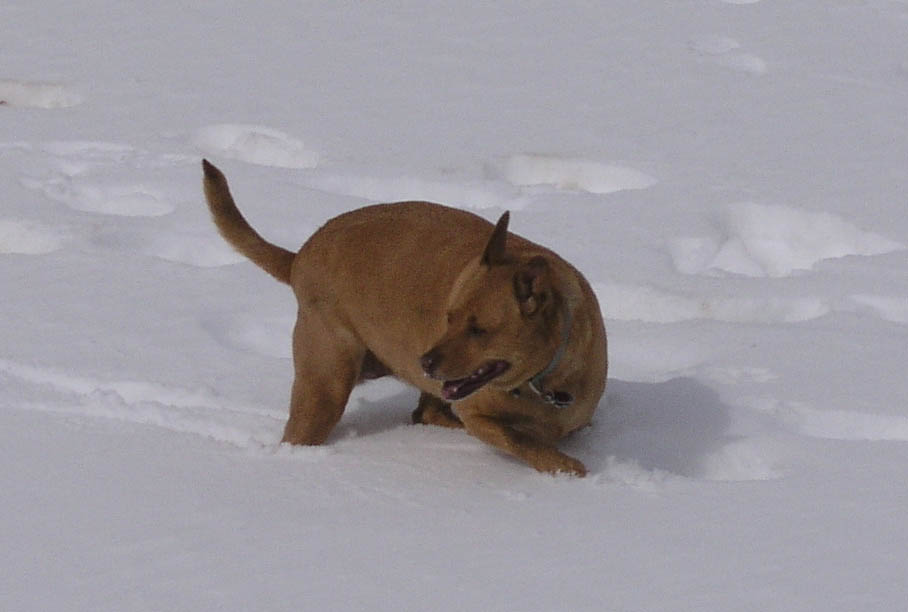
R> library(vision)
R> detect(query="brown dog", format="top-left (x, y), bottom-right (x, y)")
top-left (202, 160), bottom-right (607, 475)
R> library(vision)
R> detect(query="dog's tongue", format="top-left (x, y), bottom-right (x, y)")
top-left (441, 361), bottom-right (509, 401)
top-left (442, 378), bottom-right (482, 401)
top-left (441, 381), bottom-right (465, 401)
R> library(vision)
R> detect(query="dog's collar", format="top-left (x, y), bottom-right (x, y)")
top-left (520, 306), bottom-right (574, 408)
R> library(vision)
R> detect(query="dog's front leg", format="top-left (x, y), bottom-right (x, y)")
top-left (460, 413), bottom-right (586, 476)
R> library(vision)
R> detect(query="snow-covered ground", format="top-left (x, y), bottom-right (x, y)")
top-left (3, 1), bottom-right (908, 610)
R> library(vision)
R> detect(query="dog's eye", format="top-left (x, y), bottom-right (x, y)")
top-left (467, 324), bottom-right (487, 337)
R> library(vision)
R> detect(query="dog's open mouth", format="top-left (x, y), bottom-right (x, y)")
top-left (441, 360), bottom-right (510, 401)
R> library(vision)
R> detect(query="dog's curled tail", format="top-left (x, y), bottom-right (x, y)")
top-left (202, 159), bottom-right (294, 285)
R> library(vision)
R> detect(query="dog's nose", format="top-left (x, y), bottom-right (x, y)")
top-left (420, 349), bottom-right (440, 377)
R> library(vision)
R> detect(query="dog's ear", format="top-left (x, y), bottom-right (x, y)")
top-left (481, 211), bottom-right (510, 266)
top-left (514, 256), bottom-right (552, 316)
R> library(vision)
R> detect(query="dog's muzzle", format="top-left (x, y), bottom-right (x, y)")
top-left (420, 350), bottom-right (510, 401)
top-left (440, 360), bottom-right (510, 401)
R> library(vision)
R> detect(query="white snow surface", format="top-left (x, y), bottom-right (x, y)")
top-left (3, 2), bottom-right (908, 611)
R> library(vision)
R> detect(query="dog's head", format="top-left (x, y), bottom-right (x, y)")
top-left (420, 212), bottom-right (566, 401)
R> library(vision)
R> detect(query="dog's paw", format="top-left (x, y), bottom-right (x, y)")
top-left (536, 453), bottom-right (587, 477)
top-left (558, 457), bottom-right (588, 478)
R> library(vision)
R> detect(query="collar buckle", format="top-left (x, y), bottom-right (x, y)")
top-left (524, 305), bottom-right (574, 408)
top-left (527, 379), bottom-right (573, 408)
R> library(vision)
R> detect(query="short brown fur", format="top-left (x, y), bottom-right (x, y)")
top-left (202, 160), bottom-right (607, 476)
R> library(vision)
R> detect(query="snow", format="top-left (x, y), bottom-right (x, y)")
top-left (501, 154), bottom-right (657, 195)
top-left (0, 80), bottom-right (83, 109)
top-left (193, 125), bottom-right (320, 170)
top-left (2, 1), bottom-right (908, 610)
top-left (669, 201), bottom-right (903, 278)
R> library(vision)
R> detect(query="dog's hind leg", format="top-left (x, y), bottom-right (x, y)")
top-left (281, 315), bottom-right (363, 446)
top-left (411, 393), bottom-right (463, 429)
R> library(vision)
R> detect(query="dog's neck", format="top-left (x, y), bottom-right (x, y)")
top-left (524, 303), bottom-right (574, 407)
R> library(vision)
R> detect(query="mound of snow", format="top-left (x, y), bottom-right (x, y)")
top-left (688, 35), bottom-right (742, 56)
top-left (849, 295), bottom-right (908, 324)
top-left (671, 202), bottom-right (903, 277)
top-left (0, 79), bottom-right (82, 108)
top-left (502, 154), bottom-right (656, 194)
top-left (21, 174), bottom-right (174, 217)
top-left (193, 124), bottom-right (319, 169)
top-left (0, 219), bottom-right (66, 254)
top-left (715, 53), bottom-right (768, 75)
